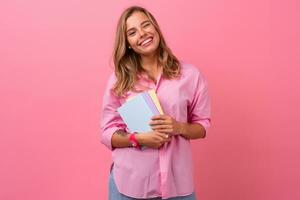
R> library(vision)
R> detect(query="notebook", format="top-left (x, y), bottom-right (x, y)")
top-left (117, 92), bottom-right (159, 133)
top-left (148, 90), bottom-right (164, 114)
top-left (141, 92), bottom-right (160, 115)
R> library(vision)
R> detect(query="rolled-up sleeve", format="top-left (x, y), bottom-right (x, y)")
top-left (188, 71), bottom-right (211, 132)
top-left (100, 74), bottom-right (126, 150)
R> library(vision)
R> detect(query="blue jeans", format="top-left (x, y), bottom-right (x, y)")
top-left (108, 169), bottom-right (196, 200)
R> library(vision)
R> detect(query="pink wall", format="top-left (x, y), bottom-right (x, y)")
top-left (1, 0), bottom-right (299, 200)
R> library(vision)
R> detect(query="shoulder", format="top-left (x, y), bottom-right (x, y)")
top-left (179, 61), bottom-right (205, 80)
top-left (105, 72), bottom-right (128, 99)
top-left (103, 72), bottom-right (118, 96)
top-left (178, 61), bottom-right (208, 91)
top-left (106, 72), bottom-right (117, 87)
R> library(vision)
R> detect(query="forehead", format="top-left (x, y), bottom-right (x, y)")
top-left (126, 11), bottom-right (149, 30)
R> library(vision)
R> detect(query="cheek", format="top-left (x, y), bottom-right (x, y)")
top-left (127, 36), bottom-right (138, 47)
top-left (152, 31), bottom-right (160, 44)
top-left (127, 38), bottom-right (133, 46)
top-left (152, 37), bottom-right (160, 50)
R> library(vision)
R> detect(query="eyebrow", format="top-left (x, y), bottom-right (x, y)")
top-left (126, 20), bottom-right (151, 33)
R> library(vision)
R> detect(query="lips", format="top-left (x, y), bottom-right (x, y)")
top-left (139, 37), bottom-right (153, 46)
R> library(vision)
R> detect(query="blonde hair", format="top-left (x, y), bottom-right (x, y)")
top-left (112, 6), bottom-right (181, 97)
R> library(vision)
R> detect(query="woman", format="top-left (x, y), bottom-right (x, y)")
top-left (101, 6), bottom-right (211, 200)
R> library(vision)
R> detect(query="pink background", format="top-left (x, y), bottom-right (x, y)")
top-left (1, 0), bottom-right (299, 200)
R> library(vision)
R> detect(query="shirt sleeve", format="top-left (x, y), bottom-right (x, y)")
top-left (100, 74), bottom-right (127, 150)
top-left (188, 70), bottom-right (211, 133)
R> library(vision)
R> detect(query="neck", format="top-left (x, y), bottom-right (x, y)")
top-left (140, 52), bottom-right (158, 72)
top-left (140, 52), bottom-right (160, 83)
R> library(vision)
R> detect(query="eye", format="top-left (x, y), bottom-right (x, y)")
top-left (128, 31), bottom-right (136, 36)
top-left (143, 23), bottom-right (151, 28)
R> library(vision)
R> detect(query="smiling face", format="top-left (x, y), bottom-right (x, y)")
top-left (126, 11), bottom-right (160, 57)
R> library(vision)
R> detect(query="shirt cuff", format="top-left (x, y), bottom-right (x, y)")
top-left (192, 119), bottom-right (211, 133)
top-left (100, 127), bottom-right (121, 151)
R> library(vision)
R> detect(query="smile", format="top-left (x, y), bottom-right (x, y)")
top-left (139, 37), bottom-right (153, 46)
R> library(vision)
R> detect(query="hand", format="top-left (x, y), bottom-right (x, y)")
top-left (136, 131), bottom-right (171, 149)
top-left (149, 115), bottom-right (183, 136)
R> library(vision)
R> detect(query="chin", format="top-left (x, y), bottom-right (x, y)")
top-left (139, 45), bottom-right (159, 56)
top-left (140, 50), bottom-right (157, 56)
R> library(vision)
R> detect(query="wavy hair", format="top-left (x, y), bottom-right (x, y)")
top-left (112, 6), bottom-right (181, 97)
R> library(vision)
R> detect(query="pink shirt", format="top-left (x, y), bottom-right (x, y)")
top-left (100, 62), bottom-right (211, 199)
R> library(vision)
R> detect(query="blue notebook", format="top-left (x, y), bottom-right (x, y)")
top-left (117, 92), bottom-right (159, 133)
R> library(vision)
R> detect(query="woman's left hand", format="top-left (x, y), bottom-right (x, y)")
top-left (149, 115), bottom-right (182, 136)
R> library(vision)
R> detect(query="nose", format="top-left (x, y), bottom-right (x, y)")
top-left (138, 28), bottom-right (146, 38)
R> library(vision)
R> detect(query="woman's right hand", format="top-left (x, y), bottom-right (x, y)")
top-left (135, 131), bottom-right (171, 149)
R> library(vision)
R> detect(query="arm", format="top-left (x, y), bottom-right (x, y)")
top-left (111, 130), bottom-right (132, 148)
top-left (100, 74), bottom-right (171, 150)
top-left (100, 74), bottom-right (128, 150)
top-left (150, 115), bottom-right (206, 140)
top-left (150, 70), bottom-right (211, 139)
top-left (111, 129), bottom-right (172, 149)
top-left (178, 122), bottom-right (206, 139)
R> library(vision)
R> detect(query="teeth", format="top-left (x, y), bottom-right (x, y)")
top-left (141, 38), bottom-right (152, 46)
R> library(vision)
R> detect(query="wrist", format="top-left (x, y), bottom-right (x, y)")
top-left (177, 122), bottom-right (186, 136)
top-left (135, 133), bottom-right (144, 146)
top-left (129, 133), bottom-right (141, 149)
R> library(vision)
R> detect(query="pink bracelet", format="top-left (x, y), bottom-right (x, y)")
top-left (129, 133), bottom-right (141, 150)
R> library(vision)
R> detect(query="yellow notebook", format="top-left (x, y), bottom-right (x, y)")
top-left (148, 90), bottom-right (164, 114)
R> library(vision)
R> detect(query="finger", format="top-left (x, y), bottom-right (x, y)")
top-left (149, 119), bottom-right (165, 126)
top-left (154, 134), bottom-right (166, 141)
top-left (155, 128), bottom-right (174, 134)
top-left (164, 134), bottom-right (172, 140)
top-left (151, 115), bottom-right (167, 120)
top-left (162, 137), bottom-right (172, 143)
top-left (151, 124), bottom-right (171, 130)
top-left (155, 132), bottom-right (171, 140)
top-left (150, 119), bottom-right (172, 126)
